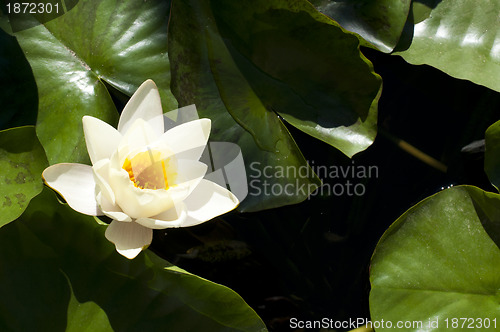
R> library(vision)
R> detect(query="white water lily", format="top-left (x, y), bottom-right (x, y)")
top-left (43, 80), bottom-right (239, 259)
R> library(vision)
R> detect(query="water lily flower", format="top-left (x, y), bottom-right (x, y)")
top-left (42, 80), bottom-right (239, 259)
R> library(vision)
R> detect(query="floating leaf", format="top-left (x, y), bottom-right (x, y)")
top-left (169, 0), bottom-right (380, 211)
top-left (370, 186), bottom-right (500, 331)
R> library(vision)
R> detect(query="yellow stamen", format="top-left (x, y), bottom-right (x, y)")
top-left (161, 160), bottom-right (168, 187)
top-left (122, 150), bottom-right (169, 190)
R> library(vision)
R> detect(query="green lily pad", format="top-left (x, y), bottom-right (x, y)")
top-left (485, 120), bottom-right (500, 191)
top-left (168, 0), bottom-right (380, 211)
top-left (309, 0), bottom-right (411, 53)
top-left (12, 0), bottom-right (177, 164)
top-left (0, 188), bottom-right (267, 331)
top-left (370, 186), bottom-right (500, 331)
top-left (0, 126), bottom-right (48, 227)
top-left (394, 0), bottom-right (500, 92)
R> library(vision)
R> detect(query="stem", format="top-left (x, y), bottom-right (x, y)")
top-left (379, 128), bottom-right (448, 173)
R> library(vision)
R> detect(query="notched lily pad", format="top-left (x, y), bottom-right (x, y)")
top-left (169, 0), bottom-right (380, 211)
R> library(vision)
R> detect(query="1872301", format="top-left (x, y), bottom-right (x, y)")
top-left (6, 2), bottom-right (60, 14)
top-left (3, 1), bottom-right (78, 32)
top-left (444, 318), bottom-right (497, 329)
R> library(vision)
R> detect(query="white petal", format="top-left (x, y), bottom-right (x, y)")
top-left (105, 220), bottom-right (152, 259)
top-left (82, 116), bottom-right (122, 165)
top-left (118, 118), bottom-right (159, 152)
top-left (42, 163), bottom-right (102, 216)
top-left (135, 202), bottom-right (187, 229)
top-left (156, 159), bottom-right (207, 206)
top-left (118, 80), bottom-right (164, 138)
top-left (96, 192), bottom-right (132, 222)
top-left (163, 104), bottom-right (199, 131)
top-left (92, 159), bottom-right (115, 205)
top-left (155, 119), bottom-right (211, 161)
top-left (173, 159), bottom-right (208, 191)
top-left (181, 179), bottom-right (239, 227)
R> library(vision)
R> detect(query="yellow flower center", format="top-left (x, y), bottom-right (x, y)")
top-left (122, 149), bottom-right (170, 190)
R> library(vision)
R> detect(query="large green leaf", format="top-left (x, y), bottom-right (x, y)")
top-left (12, 0), bottom-right (177, 164)
top-left (394, 0), bottom-right (500, 92)
top-left (168, 0), bottom-right (380, 211)
top-left (0, 188), bottom-right (267, 331)
top-left (309, 0), bottom-right (411, 53)
top-left (370, 186), bottom-right (500, 331)
top-left (0, 126), bottom-right (47, 227)
top-left (485, 120), bottom-right (500, 191)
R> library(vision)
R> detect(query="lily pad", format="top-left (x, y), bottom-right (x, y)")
top-left (0, 188), bottom-right (267, 331)
top-left (0, 126), bottom-right (47, 227)
top-left (370, 186), bottom-right (500, 331)
top-left (168, 0), bottom-right (380, 211)
top-left (394, 0), bottom-right (500, 93)
top-left (12, 0), bottom-right (177, 164)
top-left (309, 0), bottom-right (411, 53)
